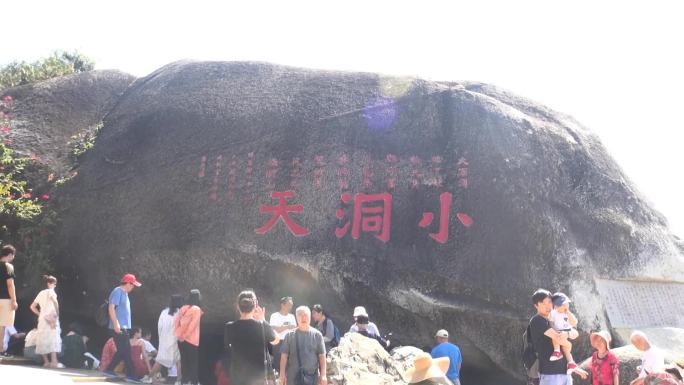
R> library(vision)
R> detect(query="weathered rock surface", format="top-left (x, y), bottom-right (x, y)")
top-left (47, 60), bottom-right (684, 382)
top-left (327, 333), bottom-right (413, 385)
top-left (1, 70), bottom-right (136, 175)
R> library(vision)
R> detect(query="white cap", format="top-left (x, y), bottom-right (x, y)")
top-left (435, 329), bottom-right (449, 338)
top-left (353, 306), bottom-right (369, 317)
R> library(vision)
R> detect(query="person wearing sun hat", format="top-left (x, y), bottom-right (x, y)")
top-left (582, 331), bottom-right (620, 385)
top-left (349, 306), bottom-right (381, 337)
top-left (102, 273), bottom-right (143, 382)
top-left (404, 352), bottom-right (453, 385)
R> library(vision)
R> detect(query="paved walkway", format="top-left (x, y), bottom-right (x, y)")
top-left (0, 364), bottom-right (117, 384)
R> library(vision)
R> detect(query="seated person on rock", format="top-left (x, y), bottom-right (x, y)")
top-left (352, 315), bottom-right (390, 351)
top-left (61, 322), bottom-right (100, 369)
top-left (349, 306), bottom-right (380, 336)
top-left (630, 331), bottom-right (665, 385)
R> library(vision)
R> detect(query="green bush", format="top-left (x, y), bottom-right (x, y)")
top-left (0, 50), bottom-right (95, 89)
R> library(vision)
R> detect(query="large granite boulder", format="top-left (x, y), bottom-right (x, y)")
top-left (50, 61), bottom-right (684, 382)
top-left (1, 70), bottom-right (136, 175)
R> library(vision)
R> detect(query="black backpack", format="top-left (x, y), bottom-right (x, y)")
top-left (94, 299), bottom-right (109, 327)
top-left (522, 323), bottom-right (538, 374)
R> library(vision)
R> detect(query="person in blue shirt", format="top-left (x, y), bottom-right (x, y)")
top-left (430, 329), bottom-right (462, 385)
top-left (102, 273), bottom-right (143, 383)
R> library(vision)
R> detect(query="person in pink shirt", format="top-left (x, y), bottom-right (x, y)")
top-left (174, 289), bottom-right (202, 385)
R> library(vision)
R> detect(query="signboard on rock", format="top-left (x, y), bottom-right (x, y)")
top-left (596, 278), bottom-right (684, 329)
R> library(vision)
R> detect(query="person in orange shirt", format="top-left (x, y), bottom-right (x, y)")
top-left (174, 289), bottom-right (202, 385)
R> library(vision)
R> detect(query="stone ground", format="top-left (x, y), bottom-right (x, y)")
top-left (0, 364), bottom-right (115, 384)
top-left (0, 358), bottom-right (153, 384)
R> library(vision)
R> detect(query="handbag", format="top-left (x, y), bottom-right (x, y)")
top-left (294, 331), bottom-right (317, 385)
top-left (261, 321), bottom-right (277, 385)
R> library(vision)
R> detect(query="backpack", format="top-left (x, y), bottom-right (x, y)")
top-left (522, 323), bottom-right (538, 376)
top-left (94, 299), bottom-right (109, 328)
top-left (325, 317), bottom-right (342, 347)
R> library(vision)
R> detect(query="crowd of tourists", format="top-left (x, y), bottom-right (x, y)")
top-left (4, 243), bottom-right (683, 385)
top-left (0, 244), bottom-right (464, 385)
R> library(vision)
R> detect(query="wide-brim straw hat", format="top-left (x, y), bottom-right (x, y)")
top-left (403, 352), bottom-right (450, 384)
top-left (590, 331), bottom-right (612, 350)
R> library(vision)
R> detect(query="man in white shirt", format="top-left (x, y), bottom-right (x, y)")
top-left (270, 296), bottom-right (297, 373)
top-left (630, 330), bottom-right (665, 385)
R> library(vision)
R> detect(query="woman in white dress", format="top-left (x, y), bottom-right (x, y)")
top-left (29, 275), bottom-right (61, 368)
top-left (144, 294), bottom-right (183, 385)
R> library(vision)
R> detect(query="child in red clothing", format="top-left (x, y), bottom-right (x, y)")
top-left (589, 331), bottom-right (619, 385)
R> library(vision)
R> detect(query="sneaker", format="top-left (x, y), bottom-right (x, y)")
top-left (125, 377), bottom-right (143, 384)
top-left (549, 351), bottom-right (563, 361)
top-left (140, 375), bottom-right (153, 384)
top-left (102, 370), bottom-right (119, 378)
top-left (567, 362), bottom-right (578, 371)
top-left (0, 351), bottom-right (13, 358)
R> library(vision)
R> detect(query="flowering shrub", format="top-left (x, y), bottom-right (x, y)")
top-left (0, 95), bottom-right (42, 219)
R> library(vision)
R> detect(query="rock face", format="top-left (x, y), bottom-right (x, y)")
top-left (51, 61), bottom-right (684, 382)
top-left (327, 333), bottom-right (415, 385)
top-left (1, 70), bottom-right (136, 175)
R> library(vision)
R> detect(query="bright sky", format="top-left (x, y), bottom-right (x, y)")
top-left (3, 1), bottom-right (682, 238)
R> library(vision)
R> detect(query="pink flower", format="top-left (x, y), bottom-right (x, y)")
top-left (3, 139), bottom-right (12, 145)
top-left (0, 127), bottom-right (8, 133)
top-left (22, 192), bottom-right (32, 199)
top-left (41, 194), bottom-right (50, 200)
top-left (2, 95), bottom-right (12, 102)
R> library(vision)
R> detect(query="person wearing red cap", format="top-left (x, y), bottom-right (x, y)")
top-left (102, 273), bottom-right (143, 383)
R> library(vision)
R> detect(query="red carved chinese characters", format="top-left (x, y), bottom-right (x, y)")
top-left (337, 154), bottom-right (350, 190)
top-left (419, 192), bottom-right (474, 243)
top-left (418, 192), bottom-right (452, 243)
top-left (198, 156), bottom-right (207, 178)
top-left (313, 155), bottom-right (326, 189)
top-left (290, 157), bottom-right (302, 189)
top-left (336, 192), bottom-right (392, 242)
top-left (265, 158), bottom-right (279, 189)
top-left (409, 155), bottom-right (423, 189)
top-left (255, 191), bottom-right (310, 236)
top-left (227, 155), bottom-right (237, 200)
top-left (430, 156), bottom-right (443, 187)
top-left (386, 154), bottom-right (398, 190)
top-left (243, 152), bottom-right (255, 203)
top-left (361, 155), bottom-right (374, 190)
top-left (209, 155), bottom-right (222, 203)
top-left (457, 157), bottom-right (469, 189)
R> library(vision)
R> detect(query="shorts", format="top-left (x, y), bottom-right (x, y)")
top-left (540, 374), bottom-right (571, 385)
top-left (0, 299), bottom-right (15, 326)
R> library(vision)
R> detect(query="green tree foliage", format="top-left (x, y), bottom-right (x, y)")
top-left (0, 143), bottom-right (41, 219)
top-left (0, 50), bottom-right (95, 89)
